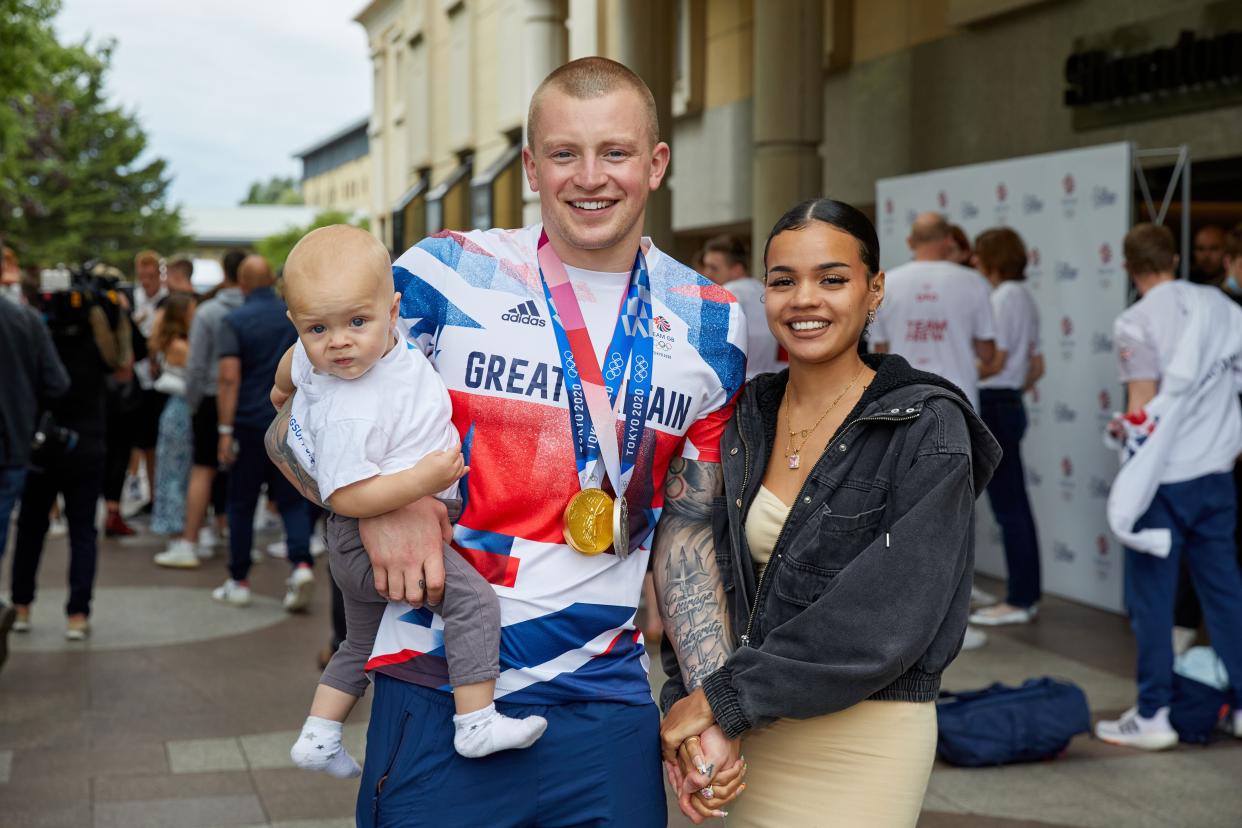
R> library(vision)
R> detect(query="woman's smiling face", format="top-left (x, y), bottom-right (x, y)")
top-left (764, 223), bottom-right (884, 367)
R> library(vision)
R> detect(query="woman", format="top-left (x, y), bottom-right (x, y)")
top-left (661, 199), bottom-right (1000, 827)
top-left (148, 293), bottom-right (196, 542)
top-left (970, 227), bottom-right (1044, 626)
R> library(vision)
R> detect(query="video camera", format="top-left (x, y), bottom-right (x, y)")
top-left (37, 261), bottom-right (126, 339)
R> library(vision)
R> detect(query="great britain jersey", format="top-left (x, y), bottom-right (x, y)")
top-left (366, 224), bottom-right (747, 705)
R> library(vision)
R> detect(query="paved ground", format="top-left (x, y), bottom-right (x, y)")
top-left (2, 515), bottom-right (1240, 827)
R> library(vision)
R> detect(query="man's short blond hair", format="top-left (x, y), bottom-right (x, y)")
top-left (1124, 223), bottom-right (1177, 276)
top-left (527, 56), bottom-right (659, 148)
top-left (134, 250), bottom-right (160, 268)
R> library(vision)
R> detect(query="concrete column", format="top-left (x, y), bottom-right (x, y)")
top-left (522, 0), bottom-right (569, 225)
top-left (752, 0), bottom-right (823, 275)
top-left (604, 0), bottom-right (675, 251)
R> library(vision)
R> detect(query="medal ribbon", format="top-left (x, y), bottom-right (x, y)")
top-left (536, 230), bottom-right (653, 501)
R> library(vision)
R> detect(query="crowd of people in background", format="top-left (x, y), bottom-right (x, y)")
top-left (0, 242), bottom-right (327, 657)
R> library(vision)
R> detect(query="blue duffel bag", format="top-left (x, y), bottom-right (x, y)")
top-left (936, 677), bottom-right (1091, 766)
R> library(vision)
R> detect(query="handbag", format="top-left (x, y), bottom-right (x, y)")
top-left (935, 677), bottom-right (1091, 767)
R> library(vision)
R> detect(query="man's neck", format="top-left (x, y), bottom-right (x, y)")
top-left (544, 224), bottom-right (643, 274)
top-left (912, 248), bottom-right (945, 263)
top-left (1134, 271), bottom-right (1176, 297)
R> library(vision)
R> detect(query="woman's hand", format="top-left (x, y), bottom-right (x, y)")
top-left (660, 688), bottom-right (717, 764)
top-left (664, 725), bottom-right (745, 822)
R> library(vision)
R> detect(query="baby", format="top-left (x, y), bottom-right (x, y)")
top-left (275, 225), bottom-right (546, 778)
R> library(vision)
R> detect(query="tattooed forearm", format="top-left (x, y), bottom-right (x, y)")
top-left (653, 457), bottom-right (733, 691)
top-left (264, 394), bottom-right (326, 509)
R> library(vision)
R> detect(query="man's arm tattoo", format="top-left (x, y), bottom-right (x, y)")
top-left (652, 457), bottom-right (733, 691)
top-left (264, 394), bottom-right (326, 508)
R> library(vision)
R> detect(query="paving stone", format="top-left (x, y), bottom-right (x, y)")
top-left (93, 770), bottom-right (255, 802)
top-left (167, 737), bottom-right (248, 774)
top-left (0, 749), bottom-right (10, 784)
top-left (93, 794), bottom-right (267, 828)
top-left (6, 742), bottom-right (167, 783)
top-left (249, 768), bottom-right (360, 823)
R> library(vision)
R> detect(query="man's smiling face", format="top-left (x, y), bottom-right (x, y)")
top-left (523, 87), bottom-right (669, 271)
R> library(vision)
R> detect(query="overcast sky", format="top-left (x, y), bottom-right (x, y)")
top-left (55, 1), bottom-right (372, 207)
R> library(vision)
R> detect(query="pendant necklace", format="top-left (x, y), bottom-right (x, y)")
top-left (784, 365), bottom-right (866, 470)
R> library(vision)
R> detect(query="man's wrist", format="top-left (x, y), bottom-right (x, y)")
top-left (217, 424), bottom-right (234, 435)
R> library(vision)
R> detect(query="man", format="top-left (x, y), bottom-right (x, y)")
top-left (0, 244), bottom-right (70, 668)
top-left (212, 255), bottom-right (316, 610)
top-left (1224, 223), bottom-right (1242, 304)
top-left (1096, 223), bottom-right (1242, 749)
top-left (702, 234), bottom-right (786, 379)
top-left (871, 212), bottom-right (998, 408)
top-left (129, 250), bottom-right (168, 512)
top-left (1189, 224), bottom-right (1226, 286)
top-left (11, 258), bottom-right (130, 641)
top-left (266, 58), bottom-right (742, 826)
top-left (154, 250), bottom-right (245, 568)
top-left (164, 256), bottom-right (196, 297)
top-left (871, 211), bottom-right (997, 649)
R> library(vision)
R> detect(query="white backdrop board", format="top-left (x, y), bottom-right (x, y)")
top-left (875, 143), bottom-right (1132, 613)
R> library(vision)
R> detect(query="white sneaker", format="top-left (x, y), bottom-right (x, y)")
top-left (310, 533), bottom-right (327, 557)
top-left (154, 539), bottom-right (201, 569)
top-left (970, 603), bottom-right (1038, 626)
top-left (283, 566), bottom-right (315, 612)
top-left (970, 586), bottom-right (998, 608)
top-left (48, 516), bottom-right (68, 538)
top-left (198, 525), bottom-right (223, 548)
top-left (960, 626), bottom-right (988, 651)
top-left (1095, 706), bottom-right (1178, 750)
top-left (212, 579), bottom-right (251, 607)
top-left (266, 539), bottom-right (288, 559)
top-left (1172, 626), bottom-right (1197, 656)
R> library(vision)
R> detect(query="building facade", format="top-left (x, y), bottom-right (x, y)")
top-left (356, 0), bottom-right (1242, 263)
top-left (294, 117), bottom-right (372, 214)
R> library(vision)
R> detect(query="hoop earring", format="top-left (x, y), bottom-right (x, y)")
top-left (760, 293), bottom-right (766, 304)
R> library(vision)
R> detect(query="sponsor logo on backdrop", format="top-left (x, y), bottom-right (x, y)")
top-left (1027, 466), bottom-right (1043, 488)
top-left (1056, 261), bottom-right (1080, 282)
top-left (1091, 332), bottom-right (1113, 355)
top-left (1028, 385), bottom-right (1043, 427)
top-left (1022, 194), bottom-right (1044, 215)
top-left (1059, 315), bottom-right (1076, 359)
top-left (1054, 541), bottom-right (1076, 563)
top-left (885, 198), bottom-right (894, 216)
top-left (1098, 388), bottom-right (1116, 424)
top-left (1097, 242), bottom-right (1118, 289)
top-left (997, 183), bottom-right (1008, 202)
top-left (994, 183), bottom-right (1010, 220)
top-left (1059, 455), bottom-right (1075, 501)
top-left (960, 201), bottom-right (979, 220)
top-left (906, 208), bottom-right (918, 226)
top-left (1061, 173), bottom-right (1079, 217)
top-left (938, 191), bottom-right (948, 209)
top-left (1090, 476), bottom-right (1111, 499)
top-left (1054, 402), bottom-right (1078, 423)
top-left (1093, 186), bottom-right (1118, 208)
top-left (1094, 534), bottom-right (1113, 579)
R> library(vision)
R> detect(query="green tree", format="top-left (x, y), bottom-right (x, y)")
top-left (243, 176), bottom-right (303, 205)
top-left (255, 209), bottom-right (370, 272)
top-left (0, 0), bottom-right (187, 271)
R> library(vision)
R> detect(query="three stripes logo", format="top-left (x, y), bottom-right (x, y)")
top-left (501, 300), bottom-right (546, 327)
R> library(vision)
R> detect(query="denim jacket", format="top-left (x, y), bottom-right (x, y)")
top-left (661, 353), bottom-right (1001, 739)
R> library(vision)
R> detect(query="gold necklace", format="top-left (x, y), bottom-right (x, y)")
top-left (783, 365), bottom-right (866, 470)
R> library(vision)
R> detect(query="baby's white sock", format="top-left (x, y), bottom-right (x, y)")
top-left (290, 715), bottom-right (362, 778)
top-left (452, 704), bottom-right (547, 759)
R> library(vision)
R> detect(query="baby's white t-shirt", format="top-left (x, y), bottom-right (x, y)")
top-left (286, 334), bottom-right (460, 504)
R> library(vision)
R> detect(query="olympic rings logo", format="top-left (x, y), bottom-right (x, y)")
top-left (563, 349), bottom-right (578, 378)
top-left (605, 353), bottom-right (626, 380)
top-left (633, 356), bottom-right (650, 382)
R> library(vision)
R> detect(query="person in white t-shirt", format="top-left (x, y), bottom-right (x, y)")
top-left (870, 212), bottom-right (998, 411)
top-left (271, 225), bottom-right (547, 778)
top-left (968, 228), bottom-right (1045, 627)
top-left (1095, 223), bottom-right (1242, 750)
top-left (702, 234), bottom-right (787, 379)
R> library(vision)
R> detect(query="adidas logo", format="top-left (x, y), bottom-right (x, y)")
top-left (501, 300), bottom-right (546, 327)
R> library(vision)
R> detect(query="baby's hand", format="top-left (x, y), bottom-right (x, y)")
top-left (270, 385), bottom-right (291, 410)
top-left (415, 448), bottom-right (468, 492)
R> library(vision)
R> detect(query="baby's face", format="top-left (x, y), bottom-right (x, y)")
top-left (287, 263), bottom-right (398, 380)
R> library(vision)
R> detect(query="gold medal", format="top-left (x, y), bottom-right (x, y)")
top-left (563, 488), bottom-right (615, 555)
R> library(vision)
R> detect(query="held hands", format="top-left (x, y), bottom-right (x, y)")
top-left (412, 447), bottom-right (469, 494)
top-left (661, 690), bottom-right (747, 821)
top-left (358, 496), bottom-right (454, 606)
